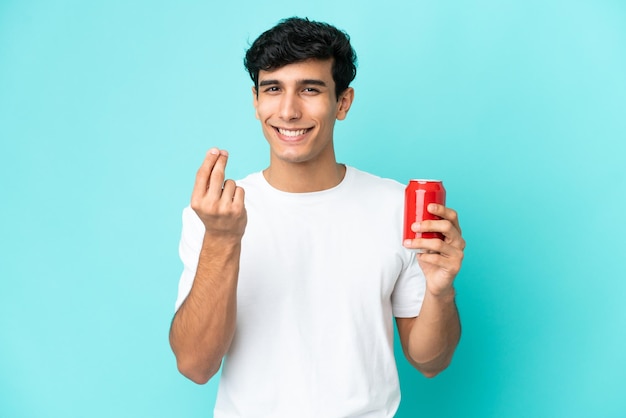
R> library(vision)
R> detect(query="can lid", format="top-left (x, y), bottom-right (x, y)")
top-left (410, 179), bottom-right (442, 183)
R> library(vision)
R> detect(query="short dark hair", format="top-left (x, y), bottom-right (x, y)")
top-left (244, 17), bottom-right (357, 100)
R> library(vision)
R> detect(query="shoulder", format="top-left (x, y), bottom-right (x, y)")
top-left (345, 166), bottom-right (405, 196)
top-left (340, 166), bottom-right (406, 220)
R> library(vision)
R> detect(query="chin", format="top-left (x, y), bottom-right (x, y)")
top-left (275, 153), bottom-right (310, 164)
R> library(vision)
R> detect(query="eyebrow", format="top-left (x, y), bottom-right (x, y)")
top-left (258, 79), bottom-right (328, 88)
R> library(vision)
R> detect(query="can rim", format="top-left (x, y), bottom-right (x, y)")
top-left (410, 179), bottom-right (442, 183)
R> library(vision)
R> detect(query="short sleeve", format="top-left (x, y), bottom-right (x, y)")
top-left (391, 251), bottom-right (426, 318)
top-left (174, 206), bottom-right (205, 312)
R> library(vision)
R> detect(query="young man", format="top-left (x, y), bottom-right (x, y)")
top-left (170, 17), bottom-right (465, 417)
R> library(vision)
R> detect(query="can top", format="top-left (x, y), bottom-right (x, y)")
top-left (409, 179), bottom-right (442, 183)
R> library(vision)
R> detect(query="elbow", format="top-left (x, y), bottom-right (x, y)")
top-left (411, 354), bottom-right (453, 379)
top-left (180, 369), bottom-right (212, 385)
top-left (176, 358), bottom-right (221, 385)
top-left (170, 336), bottom-right (222, 384)
top-left (420, 367), bottom-right (444, 379)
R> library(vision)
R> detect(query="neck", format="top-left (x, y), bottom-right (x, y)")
top-left (263, 160), bottom-right (347, 193)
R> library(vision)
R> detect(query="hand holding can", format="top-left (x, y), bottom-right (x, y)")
top-left (403, 180), bottom-right (446, 242)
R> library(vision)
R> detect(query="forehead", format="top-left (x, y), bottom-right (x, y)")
top-left (258, 59), bottom-right (334, 83)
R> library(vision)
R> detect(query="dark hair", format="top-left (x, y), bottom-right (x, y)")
top-left (244, 17), bottom-right (357, 100)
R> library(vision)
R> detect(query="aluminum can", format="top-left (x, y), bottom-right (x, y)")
top-left (403, 179), bottom-right (446, 241)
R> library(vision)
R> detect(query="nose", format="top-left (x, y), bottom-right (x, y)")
top-left (279, 93), bottom-right (301, 121)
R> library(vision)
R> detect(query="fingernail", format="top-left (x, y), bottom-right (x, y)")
top-left (209, 148), bottom-right (219, 155)
top-left (220, 150), bottom-right (229, 157)
top-left (412, 222), bottom-right (421, 232)
top-left (403, 239), bottom-right (412, 247)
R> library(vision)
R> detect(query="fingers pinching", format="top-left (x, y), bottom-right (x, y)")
top-left (192, 148), bottom-right (220, 205)
top-left (207, 151), bottom-right (229, 200)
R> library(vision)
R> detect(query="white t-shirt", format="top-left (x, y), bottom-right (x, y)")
top-left (175, 166), bottom-right (425, 418)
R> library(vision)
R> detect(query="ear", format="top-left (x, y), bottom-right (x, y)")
top-left (336, 87), bottom-right (355, 121)
top-left (252, 86), bottom-right (260, 120)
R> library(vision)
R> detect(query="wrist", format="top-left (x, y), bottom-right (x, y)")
top-left (202, 231), bottom-right (243, 250)
top-left (426, 286), bottom-right (456, 303)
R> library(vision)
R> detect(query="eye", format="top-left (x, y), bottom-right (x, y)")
top-left (302, 87), bottom-right (320, 94)
top-left (263, 86), bottom-right (280, 93)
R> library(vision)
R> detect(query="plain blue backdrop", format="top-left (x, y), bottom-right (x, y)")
top-left (1, 1), bottom-right (625, 417)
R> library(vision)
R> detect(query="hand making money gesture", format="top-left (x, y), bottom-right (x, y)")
top-left (190, 148), bottom-right (247, 242)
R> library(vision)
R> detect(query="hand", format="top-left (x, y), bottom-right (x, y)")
top-left (190, 148), bottom-right (247, 242)
top-left (403, 204), bottom-right (465, 297)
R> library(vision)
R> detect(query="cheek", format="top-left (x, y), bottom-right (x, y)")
top-left (314, 101), bottom-right (339, 120)
top-left (254, 103), bottom-right (265, 119)
top-left (316, 109), bottom-right (339, 128)
top-left (258, 94), bottom-right (281, 109)
top-left (256, 101), bottom-right (277, 122)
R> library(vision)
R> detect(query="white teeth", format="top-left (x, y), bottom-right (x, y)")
top-left (278, 128), bottom-right (308, 137)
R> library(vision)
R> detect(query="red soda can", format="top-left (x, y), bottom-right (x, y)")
top-left (403, 180), bottom-right (446, 241)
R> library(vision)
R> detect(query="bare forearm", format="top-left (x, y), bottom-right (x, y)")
top-left (407, 289), bottom-right (461, 377)
top-left (169, 237), bottom-right (241, 384)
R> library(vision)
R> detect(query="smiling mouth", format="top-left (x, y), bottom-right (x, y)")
top-left (276, 127), bottom-right (311, 137)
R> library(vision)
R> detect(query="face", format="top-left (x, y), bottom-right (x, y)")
top-left (253, 59), bottom-right (354, 168)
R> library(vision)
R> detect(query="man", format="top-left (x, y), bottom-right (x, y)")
top-left (170, 17), bottom-right (465, 417)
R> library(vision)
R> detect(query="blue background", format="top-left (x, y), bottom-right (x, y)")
top-left (1, 1), bottom-right (625, 417)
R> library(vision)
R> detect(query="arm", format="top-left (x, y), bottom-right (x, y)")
top-left (397, 204), bottom-right (465, 378)
top-left (169, 148), bottom-right (247, 384)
